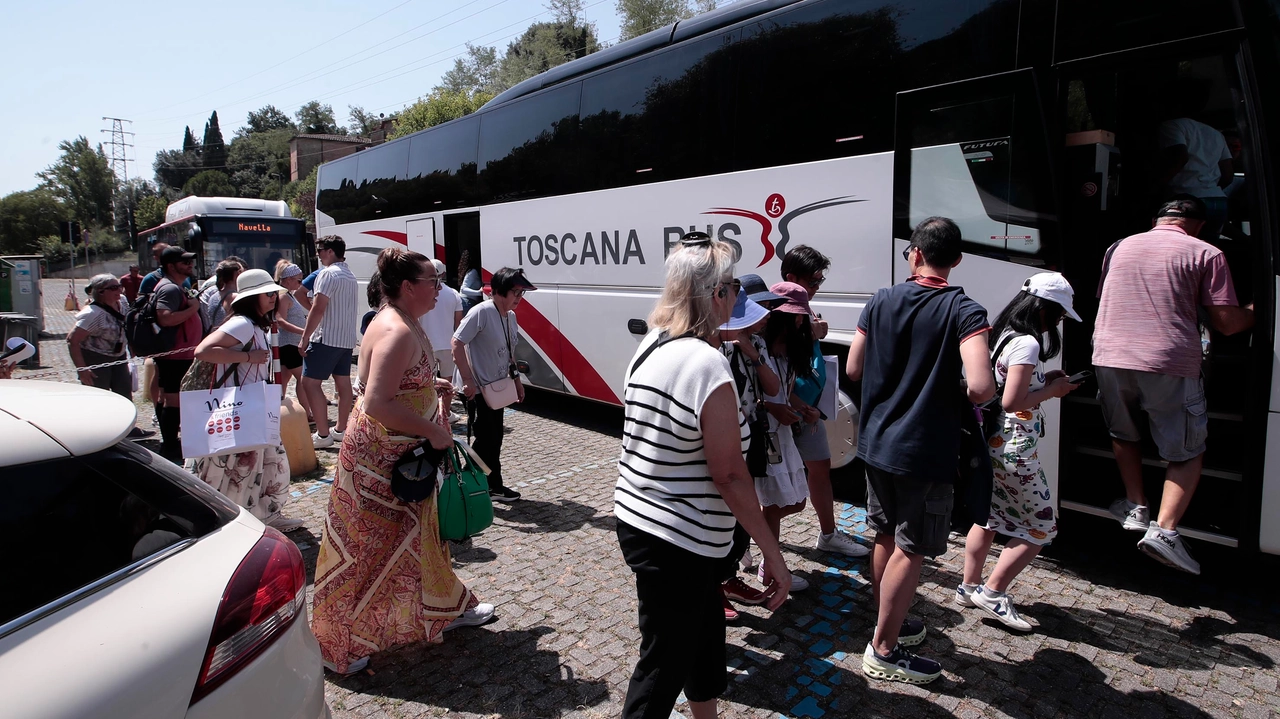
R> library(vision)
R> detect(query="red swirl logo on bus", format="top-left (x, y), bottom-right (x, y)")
top-left (702, 194), bottom-right (865, 267)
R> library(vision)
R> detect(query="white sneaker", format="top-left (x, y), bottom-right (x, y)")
top-left (1137, 522), bottom-right (1201, 575)
top-left (1108, 498), bottom-right (1150, 531)
top-left (955, 583), bottom-right (980, 607)
top-left (330, 429), bottom-right (344, 442)
top-left (449, 412), bottom-right (465, 424)
top-left (266, 514), bottom-right (305, 533)
top-left (312, 432), bottom-right (334, 449)
top-left (758, 566), bottom-right (809, 592)
top-left (444, 603), bottom-right (495, 631)
top-left (816, 529), bottom-right (871, 558)
top-left (971, 587), bottom-right (1033, 632)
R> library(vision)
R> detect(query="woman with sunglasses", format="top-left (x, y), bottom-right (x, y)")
top-left (615, 232), bottom-right (791, 719)
top-left (451, 267), bottom-right (536, 503)
top-left (69, 274), bottom-right (135, 401)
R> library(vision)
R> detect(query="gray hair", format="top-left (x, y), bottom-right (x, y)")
top-left (648, 240), bottom-right (736, 342)
top-left (86, 273), bottom-right (119, 304)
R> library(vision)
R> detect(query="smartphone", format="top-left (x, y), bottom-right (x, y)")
top-left (1067, 370), bottom-right (1094, 384)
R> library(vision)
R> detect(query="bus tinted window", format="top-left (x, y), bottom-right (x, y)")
top-left (1055, 0), bottom-right (1240, 62)
top-left (316, 154), bottom-right (359, 225)
top-left (403, 116), bottom-right (481, 211)
top-left (478, 83), bottom-right (583, 202)
top-left (734, 0), bottom-right (1019, 169)
top-left (579, 32), bottom-right (736, 191)
top-left (354, 145), bottom-right (408, 221)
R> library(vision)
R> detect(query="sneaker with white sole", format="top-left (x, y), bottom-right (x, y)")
top-left (721, 577), bottom-right (768, 605)
top-left (1108, 498), bottom-right (1150, 531)
top-left (758, 566), bottom-right (808, 592)
top-left (312, 432), bottom-right (334, 449)
top-left (1137, 522), bottom-right (1201, 575)
top-left (970, 587), bottom-right (1033, 631)
top-left (874, 617), bottom-right (926, 647)
top-left (444, 603), bottom-right (495, 631)
top-left (322, 655), bottom-right (369, 676)
top-left (955, 583), bottom-right (980, 607)
top-left (862, 643), bottom-right (942, 685)
top-left (330, 429), bottom-right (345, 442)
top-left (816, 529), bottom-right (871, 558)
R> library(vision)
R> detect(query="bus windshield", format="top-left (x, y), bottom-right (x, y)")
top-left (201, 218), bottom-right (305, 274)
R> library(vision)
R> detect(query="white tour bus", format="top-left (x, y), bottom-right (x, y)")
top-left (316, 0), bottom-right (1280, 555)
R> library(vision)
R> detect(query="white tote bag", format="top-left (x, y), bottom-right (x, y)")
top-left (180, 381), bottom-right (282, 458)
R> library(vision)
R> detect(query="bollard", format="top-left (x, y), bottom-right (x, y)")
top-left (280, 395), bottom-right (318, 478)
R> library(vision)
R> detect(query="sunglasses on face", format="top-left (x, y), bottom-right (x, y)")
top-left (902, 245), bottom-right (915, 261)
top-left (100, 284), bottom-right (122, 291)
top-left (412, 275), bottom-right (443, 289)
top-left (711, 278), bottom-right (740, 299)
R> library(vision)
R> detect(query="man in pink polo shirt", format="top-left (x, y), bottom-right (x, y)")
top-left (1093, 197), bottom-right (1254, 574)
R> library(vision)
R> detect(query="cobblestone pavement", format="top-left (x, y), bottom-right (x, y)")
top-left (12, 279), bottom-right (1280, 719)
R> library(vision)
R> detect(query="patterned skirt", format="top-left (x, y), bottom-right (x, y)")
top-left (984, 408), bottom-right (1058, 545)
top-left (310, 395), bottom-right (478, 673)
top-left (188, 444), bottom-right (290, 521)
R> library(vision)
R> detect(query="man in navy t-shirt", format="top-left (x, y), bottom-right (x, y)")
top-left (846, 216), bottom-right (995, 685)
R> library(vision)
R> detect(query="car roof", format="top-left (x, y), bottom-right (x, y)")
top-left (0, 380), bottom-right (135, 465)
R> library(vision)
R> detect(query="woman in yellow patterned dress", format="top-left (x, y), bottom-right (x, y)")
top-left (312, 247), bottom-right (494, 676)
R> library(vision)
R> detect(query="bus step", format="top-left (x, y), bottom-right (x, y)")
top-left (1069, 445), bottom-right (1243, 482)
top-left (1058, 500), bottom-right (1239, 548)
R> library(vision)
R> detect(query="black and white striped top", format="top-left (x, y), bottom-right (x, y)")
top-left (614, 331), bottom-right (750, 558)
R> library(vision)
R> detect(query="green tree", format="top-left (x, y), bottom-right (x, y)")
top-left (494, 20), bottom-right (601, 92)
top-left (295, 101), bottom-right (345, 135)
top-left (617, 0), bottom-right (691, 40)
top-left (348, 106), bottom-right (387, 137)
top-left (693, 0), bottom-right (716, 13)
top-left (182, 170), bottom-right (235, 198)
top-left (153, 148), bottom-right (203, 197)
top-left (243, 105), bottom-right (296, 135)
top-left (182, 126), bottom-right (200, 154)
top-left (389, 89), bottom-right (492, 140)
top-left (438, 44), bottom-right (500, 95)
top-left (0, 189), bottom-right (67, 254)
top-left (135, 194), bottom-right (168, 232)
top-left (38, 136), bottom-right (117, 227)
top-left (282, 165), bottom-right (318, 229)
top-left (226, 128), bottom-right (292, 198)
top-left (202, 111), bottom-right (228, 171)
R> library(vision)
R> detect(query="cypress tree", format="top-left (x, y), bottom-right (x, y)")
top-left (202, 111), bottom-right (228, 173)
top-left (182, 126), bottom-right (199, 154)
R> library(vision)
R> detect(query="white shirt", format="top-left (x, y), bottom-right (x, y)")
top-left (216, 315), bottom-right (270, 386)
top-left (312, 260), bottom-right (359, 349)
top-left (614, 332), bottom-right (749, 558)
top-left (1158, 118), bottom-right (1231, 198)
top-left (419, 285), bottom-right (462, 352)
top-left (993, 331), bottom-right (1045, 402)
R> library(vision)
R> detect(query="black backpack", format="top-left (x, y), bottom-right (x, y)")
top-left (125, 284), bottom-right (170, 358)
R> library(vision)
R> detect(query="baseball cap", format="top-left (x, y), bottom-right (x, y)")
top-left (739, 273), bottom-right (785, 308)
top-left (769, 281), bottom-right (812, 315)
top-left (1023, 272), bottom-right (1081, 322)
top-left (720, 289), bottom-right (769, 331)
top-left (160, 246), bottom-right (196, 266)
top-left (431, 258), bottom-right (446, 275)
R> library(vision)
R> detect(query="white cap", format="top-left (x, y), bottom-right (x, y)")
top-left (431, 258), bottom-right (446, 274)
top-left (1023, 272), bottom-right (1081, 321)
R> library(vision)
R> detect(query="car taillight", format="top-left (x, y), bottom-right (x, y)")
top-left (190, 527), bottom-right (307, 705)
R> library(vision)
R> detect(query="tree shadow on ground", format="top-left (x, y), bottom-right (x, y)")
top-left (493, 497), bottom-right (616, 535)
top-left (329, 625), bottom-right (609, 717)
top-left (447, 536), bottom-right (499, 565)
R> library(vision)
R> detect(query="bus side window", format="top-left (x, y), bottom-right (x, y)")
top-left (477, 82), bottom-right (583, 203)
top-left (316, 155), bottom-right (359, 225)
top-left (893, 70), bottom-right (1058, 262)
top-left (404, 115), bottom-right (481, 212)
top-left (354, 143), bottom-right (409, 222)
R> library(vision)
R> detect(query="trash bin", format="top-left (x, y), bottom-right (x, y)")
top-left (0, 313), bottom-right (40, 369)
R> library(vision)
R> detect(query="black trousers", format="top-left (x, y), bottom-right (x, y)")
top-left (467, 392), bottom-right (506, 491)
top-left (617, 521), bottom-right (727, 719)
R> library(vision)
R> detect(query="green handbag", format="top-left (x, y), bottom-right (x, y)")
top-left (438, 439), bottom-right (494, 541)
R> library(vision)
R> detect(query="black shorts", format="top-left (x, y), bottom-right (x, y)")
top-left (865, 465), bottom-right (954, 557)
top-left (617, 521), bottom-right (727, 716)
top-left (155, 358), bottom-right (193, 394)
top-left (279, 344), bottom-right (303, 370)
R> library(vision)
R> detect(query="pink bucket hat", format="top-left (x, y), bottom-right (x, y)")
top-left (769, 281), bottom-right (812, 315)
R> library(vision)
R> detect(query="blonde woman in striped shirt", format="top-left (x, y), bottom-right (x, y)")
top-left (614, 231), bottom-right (791, 719)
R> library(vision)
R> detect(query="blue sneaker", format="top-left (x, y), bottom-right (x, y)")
top-left (862, 643), bottom-right (942, 684)
top-left (876, 617), bottom-right (926, 646)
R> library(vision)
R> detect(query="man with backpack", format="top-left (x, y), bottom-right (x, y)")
top-left (846, 217), bottom-right (996, 684)
top-left (150, 247), bottom-right (202, 460)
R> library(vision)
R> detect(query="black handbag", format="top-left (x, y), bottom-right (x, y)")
top-left (391, 441), bottom-right (447, 503)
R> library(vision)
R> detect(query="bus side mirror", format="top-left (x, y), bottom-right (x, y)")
top-left (187, 224), bottom-right (204, 244)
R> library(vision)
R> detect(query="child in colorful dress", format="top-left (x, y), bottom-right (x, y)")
top-left (957, 272), bottom-right (1082, 631)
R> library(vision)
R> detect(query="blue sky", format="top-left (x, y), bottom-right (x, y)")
top-left (0, 0), bottom-right (624, 197)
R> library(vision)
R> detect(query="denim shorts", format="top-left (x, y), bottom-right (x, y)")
top-left (1096, 366), bottom-right (1207, 462)
top-left (302, 342), bottom-right (352, 380)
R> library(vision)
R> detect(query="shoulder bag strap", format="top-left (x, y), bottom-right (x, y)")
top-left (629, 331), bottom-right (696, 376)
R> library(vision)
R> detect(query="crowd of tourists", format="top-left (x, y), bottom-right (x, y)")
top-left (45, 191), bottom-right (1248, 710)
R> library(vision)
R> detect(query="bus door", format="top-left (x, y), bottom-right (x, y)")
top-left (892, 68), bottom-right (1064, 492)
top-left (1054, 35), bottom-right (1274, 551)
top-left (405, 218), bottom-right (436, 261)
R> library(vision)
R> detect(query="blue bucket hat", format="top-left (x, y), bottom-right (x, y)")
top-left (720, 288), bottom-right (770, 331)
top-left (739, 273), bottom-right (785, 308)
